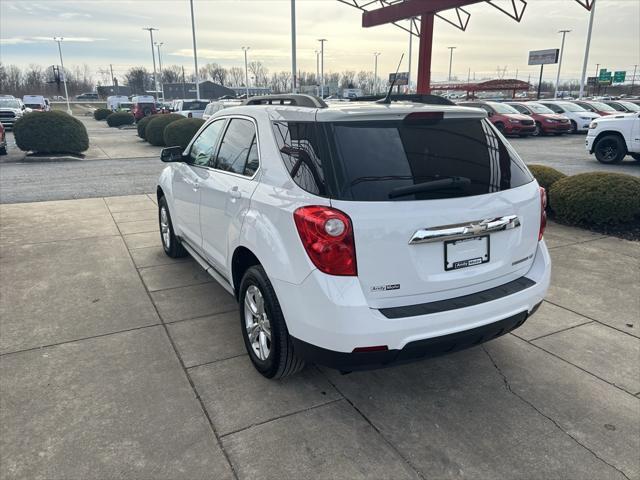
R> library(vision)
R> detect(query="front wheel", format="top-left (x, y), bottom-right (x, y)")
top-left (570, 120), bottom-right (578, 133)
top-left (532, 122), bottom-right (542, 137)
top-left (239, 265), bottom-right (305, 379)
top-left (494, 122), bottom-right (505, 134)
top-left (594, 135), bottom-right (626, 164)
top-left (158, 196), bottom-right (187, 258)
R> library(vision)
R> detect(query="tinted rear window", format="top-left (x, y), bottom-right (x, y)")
top-left (274, 117), bottom-right (532, 201)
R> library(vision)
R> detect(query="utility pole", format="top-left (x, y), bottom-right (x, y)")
top-left (579, 0), bottom-right (596, 99)
top-left (315, 50), bottom-right (320, 96)
top-left (189, 0), bottom-right (200, 99)
top-left (290, 0), bottom-right (297, 93)
top-left (182, 66), bottom-right (187, 98)
top-left (537, 64), bottom-right (545, 100)
top-left (53, 37), bottom-right (72, 114)
top-left (554, 30), bottom-right (571, 99)
top-left (110, 63), bottom-right (118, 95)
top-left (142, 27), bottom-right (159, 98)
top-left (373, 52), bottom-right (381, 94)
top-left (407, 18), bottom-right (413, 92)
top-left (631, 64), bottom-right (638, 95)
top-left (318, 39), bottom-right (327, 98)
top-left (242, 47), bottom-right (250, 98)
top-left (155, 42), bottom-right (164, 102)
top-left (447, 46), bottom-right (456, 81)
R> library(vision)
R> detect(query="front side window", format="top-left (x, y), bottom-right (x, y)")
top-left (510, 104), bottom-right (529, 114)
top-left (189, 119), bottom-right (225, 166)
top-left (214, 118), bottom-right (258, 176)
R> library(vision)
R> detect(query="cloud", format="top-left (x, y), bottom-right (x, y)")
top-left (0, 37), bottom-right (33, 45)
top-left (59, 12), bottom-right (92, 19)
top-left (1, 36), bottom-right (105, 45)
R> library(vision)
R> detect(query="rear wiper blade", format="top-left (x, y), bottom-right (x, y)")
top-left (388, 176), bottom-right (471, 199)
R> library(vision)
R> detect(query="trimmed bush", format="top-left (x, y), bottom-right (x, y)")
top-left (145, 114), bottom-right (184, 146)
top-left (551, 172), bottom-right (640, 227)
top-left (137, 114), bottom-right (157, 140)
top-left (106, 112), bottom-right (134, 127)
top-left (528, 165), bottom-right (567, 210)
top-left (93, 108), bottom-right (112, 121)
top-left (13, 111), bottom-right (89, 154)
top-left (163, 118), bottom-right (205, 149)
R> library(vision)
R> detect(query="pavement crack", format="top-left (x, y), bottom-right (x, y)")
top-left (481, 345), bottom-right (631, 480)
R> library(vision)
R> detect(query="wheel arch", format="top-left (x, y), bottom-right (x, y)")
top-left (231, 246), bottom-right (262, 299)
top-left (592, 130), bottom-right (628, 154)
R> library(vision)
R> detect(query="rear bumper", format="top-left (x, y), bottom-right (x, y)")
top-left (273, 241), bottom-right (551, 359)
top-left (292, 309), bottom-right (533, 371)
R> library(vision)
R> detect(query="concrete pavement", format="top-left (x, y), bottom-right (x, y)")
top-left (0, 195), bottom-right (638, 479)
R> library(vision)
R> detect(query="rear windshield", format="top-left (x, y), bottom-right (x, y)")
top-left (183, 101), bottom-right (209, 110)
top-left (273, 117), bottom-right (533, 202)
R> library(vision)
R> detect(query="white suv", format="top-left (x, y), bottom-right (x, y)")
top-left (157, 94), bottom-right (551, 378)
top-left (586, 112), bottom-right (640, 163)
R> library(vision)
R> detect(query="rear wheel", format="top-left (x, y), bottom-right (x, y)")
top-left (494, 122), bottom-right (505, 134)
top-left (0, 146), bottom-right (6, 156)
top-left (570, 120), bottom-right (578, 133)
top-left (158, 196), bottom-right (187, 258)
top-left (239, 265), bottom-right (305, 379)
top-left (594, 135), bottom-right (626, 164)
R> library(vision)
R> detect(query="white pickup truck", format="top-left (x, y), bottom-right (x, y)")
top-left (586, 112), bottom-right (640, 163)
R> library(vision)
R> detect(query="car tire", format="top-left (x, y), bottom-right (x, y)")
top-left (239, 265), bottom-right (305, 379)
top-left (158, 196), bottom-right (187, 258)
top-left (570, 120), bottom-right (578, 133)
top-left (0, 146), bottom-right (6, 156)
top-left (594, 135), bottom-right (626, 164)
top-left (532, 122), bottom-right (542, 137)
top-left (494, 122), bottom-right (505, 134)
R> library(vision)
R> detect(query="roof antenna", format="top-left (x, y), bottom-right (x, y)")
top-left (377, 53), bottom-right (404, 104)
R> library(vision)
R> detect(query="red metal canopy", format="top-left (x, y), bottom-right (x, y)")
top-left (339, 0), bottom-right (593, 94)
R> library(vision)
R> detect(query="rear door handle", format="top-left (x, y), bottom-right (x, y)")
top-left (228, 187), bottom-right (241, 200)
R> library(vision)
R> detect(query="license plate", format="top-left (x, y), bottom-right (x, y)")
top-left (444, 236), bottom-right (490, 271)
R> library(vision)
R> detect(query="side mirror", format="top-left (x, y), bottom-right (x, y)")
top-left (161, 146), bottom-right (184, 163)
top-left (487, 111), bottom-right (494, 117)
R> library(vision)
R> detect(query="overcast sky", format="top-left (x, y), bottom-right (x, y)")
top-left (1, 0), bottom-right (638, 83)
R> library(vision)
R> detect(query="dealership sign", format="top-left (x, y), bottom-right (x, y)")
top-left (528, 49), bottom-right (559, 65)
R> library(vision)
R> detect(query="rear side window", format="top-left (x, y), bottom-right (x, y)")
top-left (214, 118), bottom-right (258, 177)
top-left (272, 121), bottom-right (326, 196)
top-left (273, 117), bottom-right (532, 202)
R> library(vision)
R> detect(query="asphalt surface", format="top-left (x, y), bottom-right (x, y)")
top-left (1, 128), bottom-right (638, 204)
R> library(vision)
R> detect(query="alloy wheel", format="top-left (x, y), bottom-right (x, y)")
top-left (596, 139), bottom-right (618, 162)
top-left (160, 206), bottom-right (170, 248)
top-left (244, 285), bottom-right (272, 361)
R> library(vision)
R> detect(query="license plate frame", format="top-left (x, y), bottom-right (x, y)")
top-left (444, 235), bottom-right (490, 271)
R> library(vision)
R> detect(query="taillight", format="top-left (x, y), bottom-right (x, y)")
top-left (188, 112), bottom-right (193, 118)
top-left (539, 187), bottom-right (547, 241)
top-left (293, 206), bottom-right (357, 276)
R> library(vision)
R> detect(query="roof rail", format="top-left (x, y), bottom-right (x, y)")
top-left (349, 94), bottom-right (455, 106)
top-left (243, 94), bottom-right (328, 108)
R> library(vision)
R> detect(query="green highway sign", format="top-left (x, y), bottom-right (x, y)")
top-left (613, 71), bottom-right (626, 83)
top-left (599, 68), bottom-right (609, 79)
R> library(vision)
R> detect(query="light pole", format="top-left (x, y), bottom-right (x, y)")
top-left (408, 18), bottom-right (414, 92)
top-left (189, 0), bottom-right (200, 99)
top-left (373, 52), bottom-right (381, 94)
top-left (242, 47), bottom-right (250, 98)
top-left (554, 30), bottom-right (571, 99)
top-left (53, 37), bottom-right (72, 114)
top-left (155, 42), bottom-right (164, 102)
top-left (315, 50), bottom-right (320, 96)
top-left (447, 46), bottom-right (456, 81)
top-left (143, 27), bottom-right (159, 97)
top-left (318, 39), bottom-right (327, 98)
top-left (290, 0), bottom-right (297, 93)
top-left (579, 0), bottom-right (596, 99)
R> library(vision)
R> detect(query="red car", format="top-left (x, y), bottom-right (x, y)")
top-left (0, 122), bottom-right (7, 155)
top-left (132, 100), bottom-right (157, 121)
top-left (506, 101), bottom-right (572, 136)
top-left (572, 100), bottom-right (617, 116)
top-left (459, 101), bottom-right (536, 136)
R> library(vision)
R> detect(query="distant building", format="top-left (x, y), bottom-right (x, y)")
top-left (97, 85), bottom-right (133, 98)
top-left (163, 81), bottom-right (236, 100)
top-left (230, 86), bottom-right (272, 97)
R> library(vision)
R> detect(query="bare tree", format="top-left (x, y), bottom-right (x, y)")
top-left (248, 61), bottom-right (268, 87)
top-left (162, 65), bottom-right (183, 84)
top-left (340, 71), bottom-right (356, 89)
top-left (125, 67), bottom-right (151, 94)
top-left (228, 67), bottom-right (244, 87)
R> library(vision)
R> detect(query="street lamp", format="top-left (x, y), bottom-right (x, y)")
top-left (554, 30), bottom-right (571, 99)
top-left (447, 46), bottom-right (456, 81)
top-left (189, 0), bottom-right (200, 100)
top-left (318, 39), bottom-right (327, 98)
top-left (315, 50), bottom-right (320, 96)
top-left (53, 37), bottom-right (72, 114)
top-left (373, 52), bottom-right (381, 94)
top-left (142, 27), bottom-right (159, 98)
top-left (154, 42), bottom-right (164, 102)
top-left (242, 46), bottom-right (250, 98)
top-left (290, 0), bottom-right (297, 93)
top-left (579, 0), bottom-right (597, 99)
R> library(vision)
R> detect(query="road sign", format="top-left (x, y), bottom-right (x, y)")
top-left (587, 76), bottom-right (598, 86)
top-left (389, 72), bottom-right (409, 86)
top-left (613, 71), bottom-right (626, 83)
top-left (528, 49), bottom-right (559, 65)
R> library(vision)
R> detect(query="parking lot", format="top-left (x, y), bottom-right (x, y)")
top-left (0, 193), bottom-right (638, 479)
